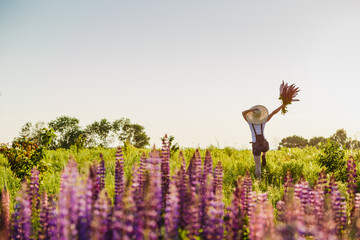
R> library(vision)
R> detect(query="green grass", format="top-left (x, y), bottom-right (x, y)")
top-left (1, 145), bottom-right (359, 212)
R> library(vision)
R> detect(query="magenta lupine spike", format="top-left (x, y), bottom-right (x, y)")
top-left (47, 198), bottom-right (59, 240)
top-left (347, 156), bottom-right (357, 211)
top-left (139, 152), bottom-right (147, 190)
top-left (29, 168), bottom-right (40, 213)
top-left (112, 187), bottom-right (136, 240)
top-left (14, 183), bottom-right (32, 240)
top-left (77, 178), bottom-right (93, 240)
top-left (349, 193), bottom-right (360, 239)
top-left (276, 190), bottom-right (306, 240)
top-left (186, 184), bottom-right (202, 239)
top-left (91, 190), bottom-right (110, 240)
top-left (202, 174), bottom-right (224, 240)
top-left (38, 192), bottom-right (49, 240)
top-left (202, 150), bottom-right (213, 187)
top-left (178, 155), bottom-right (191, 229)
top-left (225, 175), bottom-right (246, 239)
top-left (161, 134), bottom-right (171, 207)
top-left (114, 146), bottom-right (125, 206)
top-left (213, 160), bottom-right (223, 197)
top-left (164, 179), bottom-right (180, 239)
top-left (142, 148), bottom-right (162, 240)
top-left (188, 149), bottom-right (202, 188)
top-left (97, 153), bottom-right (106, 190)
top-left (0, 187), bottom-right (10, 239)
top-left (249, 193), bottom-right (276, 240)
top-left (58, 158), bottom-right (79, 239)
top-left (242, 171), bottom-right (253, 216)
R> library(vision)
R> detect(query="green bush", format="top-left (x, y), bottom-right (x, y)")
top-left (317, 139), bottom-right (347, 181)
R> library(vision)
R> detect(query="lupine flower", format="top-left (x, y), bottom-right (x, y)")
top-left (161, 134), bottom-right (170, 207)
top-left (202, 174), bottom-right (224, 240)
top-left (114, 146), bottom-right (124, 206)
top-left (188, 149), bottom-right (202, 188)
top-left (91, 190), bottom-right (110, 240)
top-left (213, 160), bottom-right (223, 198)
top-left (186, 184), bottom-right (201, 240)
top-left (77, 178), bottom-right (93, 240)
top-left (97, 153), bottom-right (106, 190)
top-left (347, 155), bottom-right (357, 213)
top-left (112, 186), bottom-right (136, 240)
top-left (202, 150), bottom-right (213, 187)
top-left (12, 183), bottom-right (32, 240)
top-left (164, 178), bottom-right (180, 239)
top-left (142, 148), bottom-right (162, 240)
top-left (249, 193), bottom-right (277, 240)
top-left (38, 191), bottom-right (49, 240)
top-left (58, 158), bottom-right (79, 240)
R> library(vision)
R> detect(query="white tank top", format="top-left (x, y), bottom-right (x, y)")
top-left (248, 122), bottom-right (266, 143)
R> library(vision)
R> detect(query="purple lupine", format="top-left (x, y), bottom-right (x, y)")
top-left (142, 148), bottom-right (162, 240)
top-left (186, 184), bottom-right (201, 240)
top-left (38, 191), bottom-right (49, 240)
top-left (188, 149), bottom-right (202, 188)
top-left (29, 168), bottom-right (40, 213)
top-left (225, 175), bottom-right (245, 239)
top-left (12, 183), bottom-right (32, 240)
top-left (91, 190), bottom-right (110, 240)
top-left (164, 178), bottom-right (180, 239)
top-left (349, 193), bottom-right (360, 239)
top-left (347, 155), bottom-right (357, 214)
top-left (249, 193), bottom-right (277, 240)
top-left (161, 134), bottom-right (171, 208)
top-left (202, 150), bottom-right (213, 187)
top-left (329, 178), bottom-right (347, 234)
top-left (114, 146), bottom-right (125, 206)
top-left (77, 178), bottom-right (93, 240)
top-left (213, 160), bottom-right (223, 197)
top-left (178, 152), bottom-right (191, 229)
top-left (283, 170), bottom-right (293, 200)
top-left (0, 187), bottom-right (10, 239)
top-left (242, 171), bottom-right (253, 216)
top-left (139, 152), bottom-right (147, 192)
top-left (112, 187), bottom-right (136, 240)
top-left (276, 191), bottom-right (306, 240)
top-left (58, 158), bottom-right (79, 240)
top-left (97, 153), bottom-right (106, 190)
top-left (47, 198), bottom-right (59, 240)
top-left (202, 174), bottom-right (224, 240)
top-left (130, 164), bottom-right (145, 240)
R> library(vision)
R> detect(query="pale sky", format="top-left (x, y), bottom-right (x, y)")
top-left (1, 0), bottom-right (360, 149)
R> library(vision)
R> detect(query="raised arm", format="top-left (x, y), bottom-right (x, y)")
top-left (267, 104), bottom-right (285, 122)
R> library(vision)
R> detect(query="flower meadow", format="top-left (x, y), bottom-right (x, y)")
top-left (1, 136), bottom-right (360, 239)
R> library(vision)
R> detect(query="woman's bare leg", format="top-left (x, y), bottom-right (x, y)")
top-left (254, 155), bottom-right (261, 181)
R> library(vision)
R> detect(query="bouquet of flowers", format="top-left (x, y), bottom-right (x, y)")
top-left (279, 80), bottom-right (300, 114)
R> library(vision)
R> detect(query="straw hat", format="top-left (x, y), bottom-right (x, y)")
top-left (245, 105), bottom-right (269, 124)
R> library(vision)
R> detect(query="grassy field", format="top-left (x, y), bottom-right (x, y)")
top-left (1, 144), bottom-right (358, 211)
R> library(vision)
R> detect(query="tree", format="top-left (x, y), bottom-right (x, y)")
top-left (330, 129), bottom-right (347, 146)
top-left (85, 119), bottom-right (114, 147)
top-left (278, 135), bottom-right (308, 149)
top-left (113, 118), bottom-right (150, 148)
top-left (308, 136), bottom-right (327, 147)
top-left (17, 122), bottom-right (47, 145)
top-left (48, 116), bottom-right (83, 149)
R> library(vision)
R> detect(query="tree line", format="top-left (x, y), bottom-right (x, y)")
top-left (16, 116), bottom-right (150, 149)
top-left (278, 128), bottom-right (360, 149)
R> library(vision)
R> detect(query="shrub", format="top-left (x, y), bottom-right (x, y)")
top-left (318, 139), bottom-right (347, 181)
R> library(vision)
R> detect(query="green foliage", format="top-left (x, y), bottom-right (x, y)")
top-left (308, 136), bottom-right (327, 147)
top-left (278, 135), bottom-right (308, 149)
top-left (49, 116), bottom-right (83, 149)
top-left (0, 138), bottom-right (49, 180)
top-left (318, 139), bottom-right (347, 181)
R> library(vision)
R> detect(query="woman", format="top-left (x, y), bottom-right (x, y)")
top-left (242, 104), bottom-right (284, 180)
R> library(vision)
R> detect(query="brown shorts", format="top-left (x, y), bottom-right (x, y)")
top-left (252, 138), bottom-right (269, 156)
